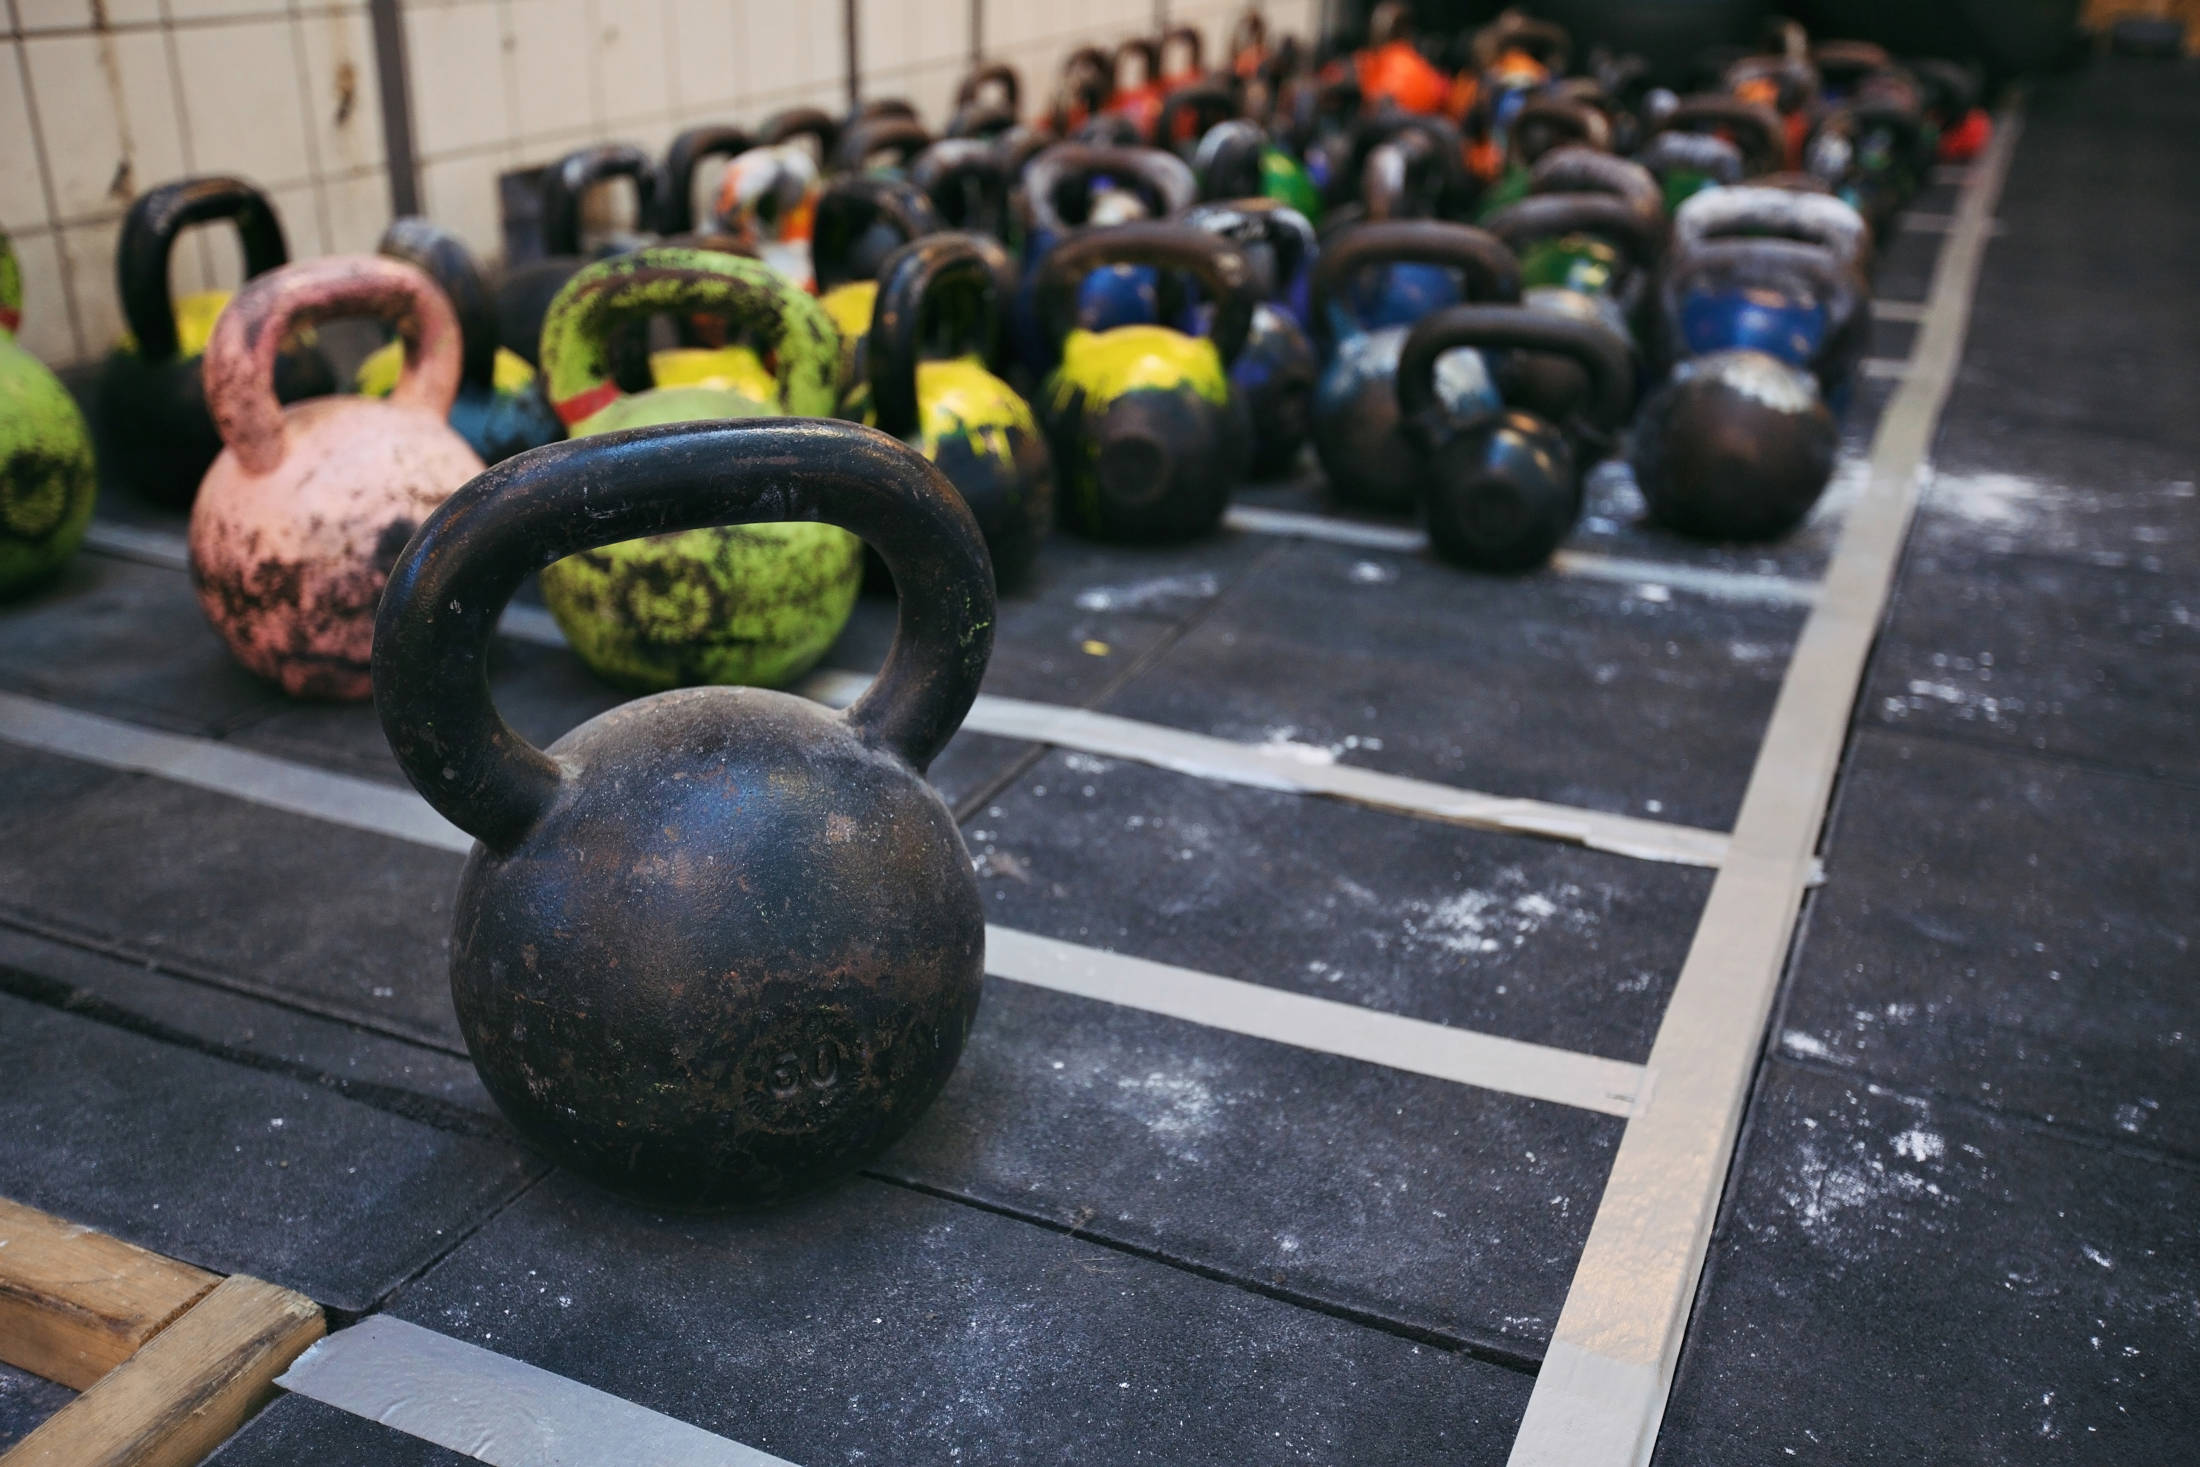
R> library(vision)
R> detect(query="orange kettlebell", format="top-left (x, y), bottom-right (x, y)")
top-left (190, 256), bottom-right (484, 699)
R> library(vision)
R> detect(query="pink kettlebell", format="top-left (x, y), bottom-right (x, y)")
top-left (189, 256), bottom-right (485, 699)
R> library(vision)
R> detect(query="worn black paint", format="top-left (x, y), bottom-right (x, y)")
top-left (373, 419), bottom-right (996, 1207)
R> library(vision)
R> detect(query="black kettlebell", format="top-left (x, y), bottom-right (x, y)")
top-left (1310, 220), bottom-right (1521, 513)
top-left (812, 176), bottom-right (947, 390)
top-left (373, 418), bottom-right (994, 1208)
top-left (496, 144), bottom-right (660, 368)
top-left (1399, 304), bottom-right (1633, 572)
top-left (951, 62), bottom-right (1021, 135)
top-left (656, 124), bottom-right (755, 235)
top-left (361, 218), bottom-right (564, 466)
top-left (910, 139), bottom-right (1016, 243)
top-left (95, 176), bottom-right (335, 506)
top-left (829, 115), bottom-right (934, 176)
top-left (760, 106), bottom-right (841, 164)
top-left (1036, 221), bottom-right (1257, 542)
top-left (1634, 237), bottom-right (1868, 541)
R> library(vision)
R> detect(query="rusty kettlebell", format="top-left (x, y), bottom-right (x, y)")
top-left (189, 256), bottom-right (483, 698)
top-left (373, 418), bottom-right (994, 1207)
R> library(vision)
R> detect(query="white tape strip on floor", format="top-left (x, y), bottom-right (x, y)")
top-left (279, 1315), bottom-right (792, 1467)
top-left (798, 669), bottom-right (1729, 868)
top-left (1859, 356), bottom-right (1913, 380)
top-left (1870, 298), bottom-right (1929, 324)
top-left (80, 521), bottom-right (190, 571)
top-left (988, 928), bottom-right (1641, 1117)
top-left (1504, 102), bottom-right (2025, 1467)
top-left (1222, 504), bottom-right (1822, 607)
top-left (0, 691), bottom-right (470, 853)
top-left (0, 689), bottom-right (1640, 1115)
top-left (61, 527), bottom-right (1758, 869)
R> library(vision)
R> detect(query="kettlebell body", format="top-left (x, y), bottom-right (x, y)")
top-left (97, 178), bottom-right (335, 506)
top-left (356, 218), bottom-right (564, 466)
top-left (189, 257), bottom-right (484, 698)
top-left (373, 419), bottom-right (995, 1208)
top-left (1310, 220), bottom-right (1522, 513)
top-left (855, 235), bottom-right (1053, 587)
top-left (535, 248), bottom-right (861, 690)
top-left (1036, 223), bottom-right (1257, 542)
top-left (1399, 304), bottom-right (1634, 572)
top-left (1632, 349), bottom-right (1835, 541)
top-left (0, 233), bottom-right (97, 597)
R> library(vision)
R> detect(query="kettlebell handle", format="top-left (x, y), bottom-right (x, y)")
top-left (117, 176), bottom-right (290, 364)
top-left (371, 419), bottom-right (996, 852)
top-left (206, 255), bottom-right (461, 477)
top-left (1034, 220), bottom-right (1258, 368)
top-left (1114, 37), bottom-right (1161, 93)
top-left (1161, 24), bottom-right (1204, 75)
top-left (870, 234), bottom-right (1005, 443)
top-left (658, 126), bottom-right (757, 235)
top-left (1181, 198), bottom-right (1318, 301)
top-left (1396, 303), bottom-right (1635, 448)
top-left (1673, 185), bottom-right (1871, 270)
top-left (541, 145), bottom-right (658, 257)
top-left (1474, 12), bottom-right (1571, 71)
top-left (537, 247), bottom-right (838, 426)
top-left (908, 141), bottom-right (1012, 230)
top-left (378, 217), bottom-right (500, 391)
top-left (1509, 97), bottom-right (1613, 161)
top-left (830, 116), bottom-right (935, 175)
top-left (1309, 220), bottom-right (1522, 347)
top-left (1021, 144), bottom-right (1197, 235)
top-left (1486, 193), bottom-right (1666, 273)
top-left (956, 61), bottom-right (1021, 114)
top-left (1656, 99), bottom-right (1786, 178)
top-left (1529, 146), bottom-right (1666, 224)
top-left (811, 178), bottom-right (945, 290)
top-left (761, 106), bottom-right (842, 163)
top-left (1157, 80), bottom-right (1237, 149)
top-left (1191, 120), bottom-right (1268, 201)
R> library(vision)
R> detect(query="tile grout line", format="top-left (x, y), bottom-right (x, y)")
top-left (0, 688), bottom-right (1646, 1118)
top-left (1503, 99), bottom-right (2027, 1467)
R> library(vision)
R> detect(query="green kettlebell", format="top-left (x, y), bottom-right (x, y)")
top-left (0, 229), bottom-right (96, 598)
top-left (536, 247), bottom-right (860, 690)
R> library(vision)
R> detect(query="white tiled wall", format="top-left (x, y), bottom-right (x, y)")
top-left (4, 1), bottom-right (390, 366)
top-left (8, 0), bottom-right (1330, 366)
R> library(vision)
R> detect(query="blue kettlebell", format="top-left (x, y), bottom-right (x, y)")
top-left (1310, 219), bottom-right (1520, 513)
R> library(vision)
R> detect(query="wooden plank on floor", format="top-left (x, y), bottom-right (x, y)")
top-left (0, 1197), bottom-right (219, 1390)
top-left (0, 1274), bottom-right (324, 1467)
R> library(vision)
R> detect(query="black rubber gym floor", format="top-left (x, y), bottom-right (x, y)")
top-left (0, 57), bottom-right (2192, 1465)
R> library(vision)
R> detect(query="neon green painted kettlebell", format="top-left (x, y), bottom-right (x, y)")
top-left (535, 247), bottom-right (860, 690)
top-left (0, 230), bottom-right (97, 598)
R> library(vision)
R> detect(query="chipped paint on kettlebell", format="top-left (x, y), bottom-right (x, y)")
top-left (535, 248), bottom-right (864, 690)
top-left (0, 226), bottom-right (97, 596)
